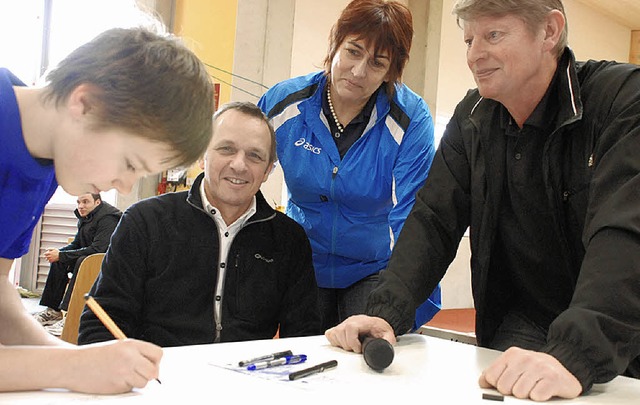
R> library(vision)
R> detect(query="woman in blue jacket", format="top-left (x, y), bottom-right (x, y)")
top-left (259, 0), bottom-right (440, 331)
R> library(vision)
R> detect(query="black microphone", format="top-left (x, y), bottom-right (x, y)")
top-left (360, 336), bottom-right (394, 371)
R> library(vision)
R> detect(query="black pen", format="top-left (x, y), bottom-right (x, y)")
top-left (238, 350), bottom-right (293, 366)
top-left (288, 360), bottom-right (338, 381)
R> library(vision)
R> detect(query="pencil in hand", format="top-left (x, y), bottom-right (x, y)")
top-left (84, 294), bottom-right (162, 384)
top-left (84, 294), bottom-right (126, 339)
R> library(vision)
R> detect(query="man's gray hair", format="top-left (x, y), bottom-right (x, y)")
top-left (453, 0), bottom-right (568, 59)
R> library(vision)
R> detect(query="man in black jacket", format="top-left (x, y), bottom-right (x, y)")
top-left (34, 193), bottom-right (121, 333)
top-left (78, 102), bottom-right (321, 347)
top-left (325, 0), bottom-right (640, 402)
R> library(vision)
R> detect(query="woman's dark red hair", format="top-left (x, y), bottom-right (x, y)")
top-left (323, 0), bottom-right (413, 96)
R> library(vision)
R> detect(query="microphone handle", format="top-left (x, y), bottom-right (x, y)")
top-left (360, 336), bottom-right (394, 371)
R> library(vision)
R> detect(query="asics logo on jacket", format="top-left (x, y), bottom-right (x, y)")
top-left (294, 138), bottom-right (322, 155)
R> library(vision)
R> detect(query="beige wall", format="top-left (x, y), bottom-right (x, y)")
top-left (564, 0), bottom-right (631, 62)
top-left (290, 0), bottom-right (345, 77)
top-left (434, 0), bottom-right (472, 133)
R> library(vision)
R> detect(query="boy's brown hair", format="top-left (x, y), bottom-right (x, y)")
top-left (44, 27), bottom-right (214, 167)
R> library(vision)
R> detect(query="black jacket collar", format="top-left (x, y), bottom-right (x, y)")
top-left (186, 172), bottom-right (276, 224)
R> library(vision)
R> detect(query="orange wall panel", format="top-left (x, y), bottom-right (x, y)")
top-left (174, 0), bottom-right (238, 105)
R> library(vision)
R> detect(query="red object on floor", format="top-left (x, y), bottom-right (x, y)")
top-left (424, 308), bottom-right (476, 334)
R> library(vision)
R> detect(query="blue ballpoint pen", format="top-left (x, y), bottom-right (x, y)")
top-left (246, 354), bottom-right (307, 371)
top-left (238, 350), bottom-right (293, 366)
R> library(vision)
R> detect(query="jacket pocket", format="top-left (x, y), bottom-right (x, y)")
top-left (229, 251), bottom-right (279, 323)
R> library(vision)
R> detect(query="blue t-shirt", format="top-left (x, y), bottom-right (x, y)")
top-left (0, 68), bottom-right (58, 259)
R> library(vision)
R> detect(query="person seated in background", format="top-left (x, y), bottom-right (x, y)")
top-left (325, 0), bottom-right (640, 401)
top-left (79, 101), bottom-right (321, 347)
top-left (0, 26), bottom-right (214, 393)
top-left (34, 192), bottom-right (121, 336)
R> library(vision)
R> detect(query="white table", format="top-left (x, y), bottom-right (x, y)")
top-left (1, 334), bottom-right (639, 404)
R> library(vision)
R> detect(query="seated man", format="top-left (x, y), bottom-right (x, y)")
top-left (79, 101), bottom-right (321, 347)
top-left (34, 192), bottom-right (121, 335)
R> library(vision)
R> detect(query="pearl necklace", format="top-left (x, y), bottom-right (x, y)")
top-left (327, 85), bottom-right (344, 135)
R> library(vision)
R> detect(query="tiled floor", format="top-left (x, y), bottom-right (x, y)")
top-left (22, 297), bottom-right (46, 315)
